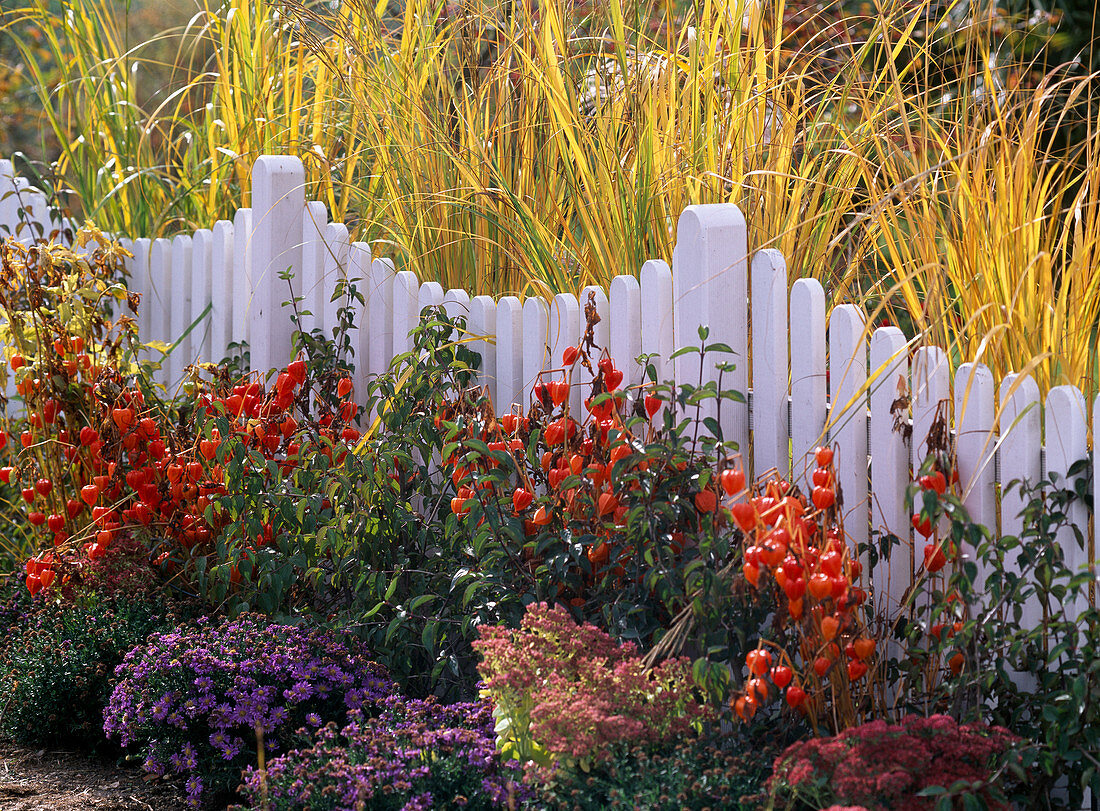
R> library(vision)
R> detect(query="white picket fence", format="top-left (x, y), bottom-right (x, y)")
top-left (1, 155), bottom-right (1097, 618)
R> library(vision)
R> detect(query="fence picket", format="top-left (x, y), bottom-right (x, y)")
top-left (168, 235), bottom-right (193, 388)
top-left (322, 223), bottom-right (350, 338)
top-left (496, 297), bottom-right (523, 413)
top-left (609, 275), bottom-right (641, 394)
top-left (640, 260), bottom-right (674, 385)
top-left (232, 208), bottom-right (253, 350)
top-left (550, 294), bottom-right (580, 413)
top-left (347, 242), bottom-right (371, 395)
top-left (672, 205), bottom-right (749, 451)
top-left (0, 160), bottom-right (16, 235)
top-left (366, 258), bottom-right (395, 381)
top-left (579, 285), bottom-right (610, 407)
top-left (469, 295), bottom-right (497, 402)
top-left (148, 238), bottom-right (172, 385)
top-left (998, 373), bottom-right (1042, 630)
top-left (954, 363), bottom-right (997, 543)
top-left (522, 297), bottom-right (549, 408)
top-left (210, 221), bottom-right (234, 364)
top-left (130, 238), bottom-right (151, 361)
top-left (190, 229), bottom-right (213, 368)
top-left (300, 201), bottom-right (329, 337)
top-left (249, 157), bottom-right (305, 376)
top-left (751, 249), bottom-right (788, 479)
top-left (1044, 385), bottom-right (1089, 617)
top-left (869, 326), bottom-right (909, 606)
top-left (829, 304), bottom-right (868, 550)
top-left (392, 270), bottom-right (420, 359)
top-left (789, 278), bottom-right (826, 479)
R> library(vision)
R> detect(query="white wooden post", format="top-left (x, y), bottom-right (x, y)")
top-left (954, 362), bottom-right (997, 589)
top-left (130, 238), bottom-right (151, 357)
top-left (210, 221), bottom-right (234, 363)
top-left (148, 237), bottom-right (172, 385)
top-left (249, 156), bottom-right (305, 376)
top-left (366, 258), bottom-right (395, 380)
top-left (522, 297), bottom-right (549, 408)
top-left (829, 304), bottom-right (868, 551)
top-left (299, 201), bottom-right (329, 337)
top-left (672, 205), bottom-right (749, 453)
top-left (190, 228), bottom-right (213, 364)
top-left (391, 270), bottom-right (420, 359)
top-left (550, 293), bottom-right (580, 413)
top-left (0, 160), bottom-right (16, 235)
top-left (998, 373), bottom-right (1042, 631)
top-left (640, 259), bottom-right (674, 385)
top-left (232, 208), bottom-right (252, 351)
top-left (321, 223), bottom-right (350, 340)
top-left (789, 278), bottom-right (826, 479)
top-left (496, 296), bottom-right (523, 414)
top-left (168, 234), bottom-right (193, 387)
top-left (751, 249), bottom-right (788, 479)
top-left (609, 275), bottom-right (642, 395)
top-left (1044, 385), bottom-right (1089, 617)
top-left (347, 241), bottom-right (371, 394)
top-left (469, 295), bottom-right (497, 404)
top-left (868, 326), bottom-right (910, 604)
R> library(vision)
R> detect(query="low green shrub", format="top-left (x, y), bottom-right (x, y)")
top-left (532, 736), bottom-right (779, 811)
top-left (0, 589), bottom-right (175, 748)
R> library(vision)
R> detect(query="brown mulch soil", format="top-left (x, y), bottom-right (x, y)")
top-left (0, 741), bottom-right (188, 810)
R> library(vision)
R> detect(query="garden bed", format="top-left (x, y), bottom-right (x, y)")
top-left (0, 741), bottom-right (186, 810)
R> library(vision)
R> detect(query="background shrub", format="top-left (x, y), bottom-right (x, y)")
top-left (532, 735), bottom-right (781, 811)
top-left (0, 590), bottom-right (175, 748)
top-left (104, 613), bottom-right (396, 808)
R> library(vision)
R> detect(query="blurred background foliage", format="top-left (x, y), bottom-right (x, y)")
top-left (0, 0), bottom-right (1098, 399)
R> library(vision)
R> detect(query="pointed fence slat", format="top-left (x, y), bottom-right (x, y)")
top-left (954, 363), bottom-right (997, 570)
top-left (249, 157), bottom-right (305, 376)
top-left (148, 238), bottom-right (172, 386)
top-left (347, 242), bottom-right (371, 394)
top-left (300, 202), bottom-right (328, 337)
top-left (579, 285), bottom-right (610, 407)
top-left (829, 304), bottom-right (868, 550)
top-left (1044, 385), bottom-right (1089, 617)
top-left (322, 223), bottom-right (350, 338)
top-left (640, 260), bottom-right (674, 385)
top-left (0, 160), bottom-right (16, 235)
top-left (232, 209), bottom-right (253, 349)
top-left (672, 205), bottom-right (749, 451)
top-left (869, 326), bottom-right (909, 605)
top-left (496, 297), bottom-right (523, 413)
top-left (392, 270), bottom-right (420, 359)
top-left (609, 275), bottom-right (641, 393)
top-left (190, 229), bottom-right (213, 367)
top-left (998, 373), bottom-right (1043, 631)
top-left (130, 238), bottom-right (151, 361)
top-left (168, 235), bottom-right (193, 388)
top-left (789, 278), bottom-right (826, 479)
top-left (550, 293), bottom-right (580, 413)
top-left (751, 249), bottom-right (788, 479)
top-left (522, 297), bottom-right (549, 409)
top-left (468, 295), bottom-right (496, 402)
top-left (210, 221), bottom-right (234, 364)
top-left (366, 258), bottom-right (395, 381)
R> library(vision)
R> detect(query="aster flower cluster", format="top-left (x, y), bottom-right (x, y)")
top-left (240, 694), bottom-right (527, 810)
top-left (768, 714), bottom-right (1024, 810)
top-left (474, 602), bottom-right (709, 775)
top-left (103, 613), bottom-right (396, 807)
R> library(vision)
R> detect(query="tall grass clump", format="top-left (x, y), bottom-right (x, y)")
top-left (3, 0), bottom-right (1099, 396)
